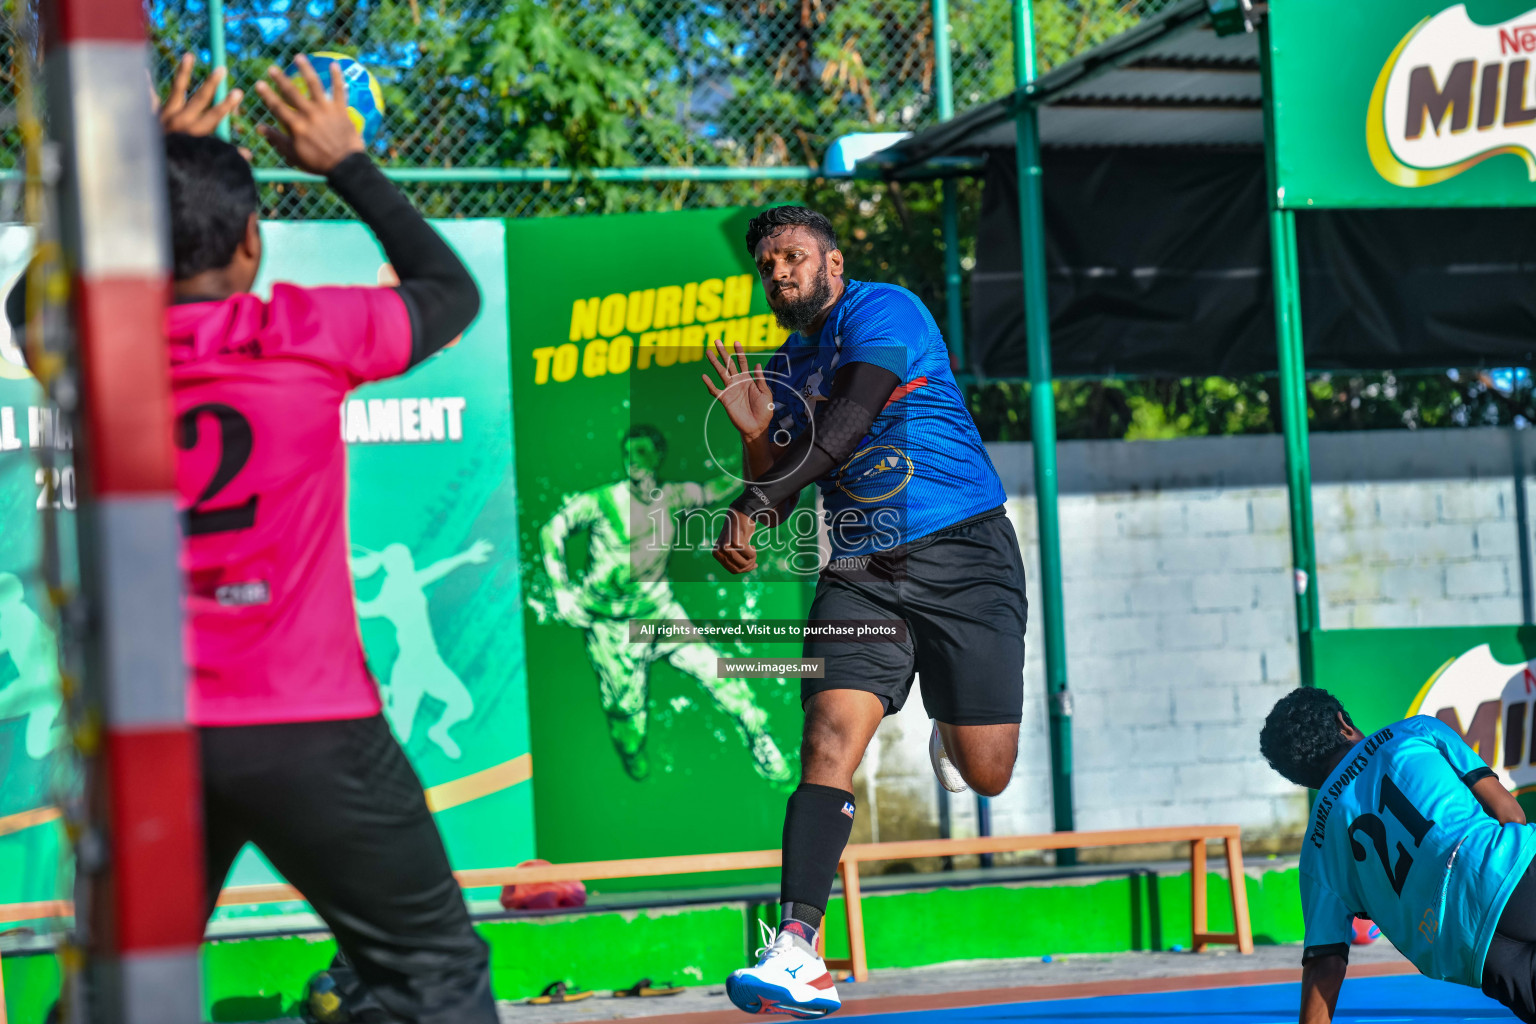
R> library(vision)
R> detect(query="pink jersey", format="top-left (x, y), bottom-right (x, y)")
top-left (166, 284), bottom-right (413, 726)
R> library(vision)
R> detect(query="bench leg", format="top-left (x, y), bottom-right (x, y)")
top-left (841, 861), bottom-right (868, 983)
top-left (1225, 836), bottom-right (1254, 954)
top-left (1190, 839), bottom-right (1208, 954)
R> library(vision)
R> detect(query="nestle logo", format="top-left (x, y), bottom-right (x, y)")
top-left (1500, 24), bottom-right (1536, 54)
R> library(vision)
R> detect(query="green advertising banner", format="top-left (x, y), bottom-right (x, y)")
top-left (222, 220), bottom-right (534, 903)
top-left (505, 208), bottom-right (815, 875)
top-left (1317, 626), bottom-right (1536, 811)
top-left (0, 224), bottom-right (72, 912)
top-left (1270, 0), bottom-right (1536, 207)
top-left (0, 220), bottom-right (535, 915)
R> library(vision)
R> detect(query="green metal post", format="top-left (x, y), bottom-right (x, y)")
top-left (208, 0), bottom-right (230, 140)
top-left (1259, 23), bottom-right (1319, 686)
top-left (933, 0), bottom-right (967, 367)
top-left (1014, 0), bottom-right (1076, 856)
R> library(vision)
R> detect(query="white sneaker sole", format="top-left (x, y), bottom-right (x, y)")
top-left (930, 721), bottom-right (969, 793)
top-left (726, 971), bottom-right (841, 1018)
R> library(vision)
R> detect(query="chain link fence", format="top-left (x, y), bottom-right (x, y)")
top-left (3, 0), bottom-right (1183, 218)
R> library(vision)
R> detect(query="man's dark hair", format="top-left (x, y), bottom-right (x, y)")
top-left (744, 206), bottom-right (839, 257)
top-left (164, 133), bottom-right (259, 281)
top-left (1259, 687), bottom-right (1358, 789)
top-left (623, 423), bottom-right (667, 460)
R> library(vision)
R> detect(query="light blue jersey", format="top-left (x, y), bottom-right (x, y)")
top-left (1301, 715), bottom-right (1536, 986)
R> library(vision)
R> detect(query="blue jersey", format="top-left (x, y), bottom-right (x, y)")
top-left (1300, 715), bottom-right (1536, 986)
top-left (766, 279), bottom-right (1006, 558)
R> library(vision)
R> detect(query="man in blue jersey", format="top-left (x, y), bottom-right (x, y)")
top-left (1260, 687), bottom-right (1536, 1023)
top-left (701, 206), bottom-right (1027, 1017)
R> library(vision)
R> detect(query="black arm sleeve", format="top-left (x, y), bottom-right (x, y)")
top-left (731, 361), bottom-right (902, 524)
top-left (1464, 766), bottom-right (1498, 787)
top-left (325, 153), bottom-right (481, 366)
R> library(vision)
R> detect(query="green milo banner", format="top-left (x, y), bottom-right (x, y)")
top-left (1270, 0), bottom-right (1536, 207)
top-left (1317, 627), bottom-right (1536, 812)
top-left (505, 208), bottom-right (813, 874)
top-left (0, 220), bottom-right (535, 914)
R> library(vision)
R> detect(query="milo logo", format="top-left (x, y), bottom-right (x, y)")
top-left (1369, 4), bottom-right (1536, 188)
top-left (1411, 643), bottom-right (1536, 809)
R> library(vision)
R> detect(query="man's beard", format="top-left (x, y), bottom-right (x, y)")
top-left (770, 262), bottom-right (834, 334)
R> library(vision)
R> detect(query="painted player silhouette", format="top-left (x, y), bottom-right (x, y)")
top-left (539, 424), bottom-right (792, 788)
top-left (351, 540), bottom-right (489, 760)
top-left (0, 573), bottom-right (62, 760)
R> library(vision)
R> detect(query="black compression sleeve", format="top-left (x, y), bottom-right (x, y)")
top-left (1464, 766), bottom-right (1498, 787)
top-left (731, 360), bottom-right (902, 523)
top-left (325, 153), bottom-right (481, 366)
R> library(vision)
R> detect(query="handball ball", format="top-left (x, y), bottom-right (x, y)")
top-left (1351, 917), bottom-right (1381, 945)
top-left (288, 52), bottom-right (384, 146)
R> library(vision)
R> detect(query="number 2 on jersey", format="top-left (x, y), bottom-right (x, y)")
top-left (1348, 776), bottom-right (1436, 896)
top-left (178, 404), bottom-right (258, 536)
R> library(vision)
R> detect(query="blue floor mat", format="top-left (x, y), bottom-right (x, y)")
top-left (844, 974), bottom-right (1514, 1022)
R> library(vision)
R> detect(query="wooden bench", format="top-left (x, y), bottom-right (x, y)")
top-left (0, 824), bottom-right (1251, 986)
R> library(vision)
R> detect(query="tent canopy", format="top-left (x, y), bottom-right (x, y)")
top-left (871, 0), bottom-right (1261, 179)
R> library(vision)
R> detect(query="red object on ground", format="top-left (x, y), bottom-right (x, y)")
top-left (1352, 918), bottom-right (1381, 945)
top-left (501, 860), bottom-right (588, 910)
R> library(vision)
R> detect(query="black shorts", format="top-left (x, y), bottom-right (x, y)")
top-left (202, 715), bottom-right (497, 1024)
top-left (802, 507), bottom-right (1028, 726)
top-left (1483, 856), bottom-right (1536, 1022)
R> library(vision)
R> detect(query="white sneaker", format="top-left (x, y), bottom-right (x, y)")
top-left (930, 721), bottom-right (969, 793)
top-left (726, 929), bottom-right (841, 1018)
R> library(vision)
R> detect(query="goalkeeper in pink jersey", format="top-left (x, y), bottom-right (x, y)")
top-left (12, 57), bottom-right (496, 1022)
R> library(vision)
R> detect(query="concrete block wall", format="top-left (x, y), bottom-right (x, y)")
top-left (1315, 481), bottom-right (1523, 628)
top-left (854, 428), bottom-right (1535, 853)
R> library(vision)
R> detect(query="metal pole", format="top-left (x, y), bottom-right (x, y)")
top-left (932, 0), bottom-right (966, 366)
top-left (40, 0), bottom-right (204, 1019)
top-left (1273, 210), bottom-right (1319, 683)
top-left (1259, 22), bottom-right (1319, 687)
top-left (1013, 0), bottom-right (1076, 859)
top-left (208, 0), bottom-right (230, 140)
top-left (1513, 423), bottom-right (1533, 626)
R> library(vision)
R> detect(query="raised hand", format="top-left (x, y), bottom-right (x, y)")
top-left (155, 54), bottom-right (243, 137)
top-left (702, 339), bottom-right (776, 442)
top-left (465, 539), bottom-right (493, 564)
top-left (253, 56), bottom-right (366, 176)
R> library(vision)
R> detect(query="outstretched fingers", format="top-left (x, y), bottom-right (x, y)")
top-left (292, 54), bottom-right (330, 112)
top-left (327, 60), bottom-right (349, 113)
top-left (187, 69), bottom-right (242, 133)
top-left (256, 64), bottom-right (308, 127)
top-left (160, 53), bottom-right (195, 119)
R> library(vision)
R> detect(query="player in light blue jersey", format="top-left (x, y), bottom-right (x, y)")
top-left (1260, 687), bottom-right (1536, 1023)
top-left (702, 206), bottom-right (1028, 1017)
